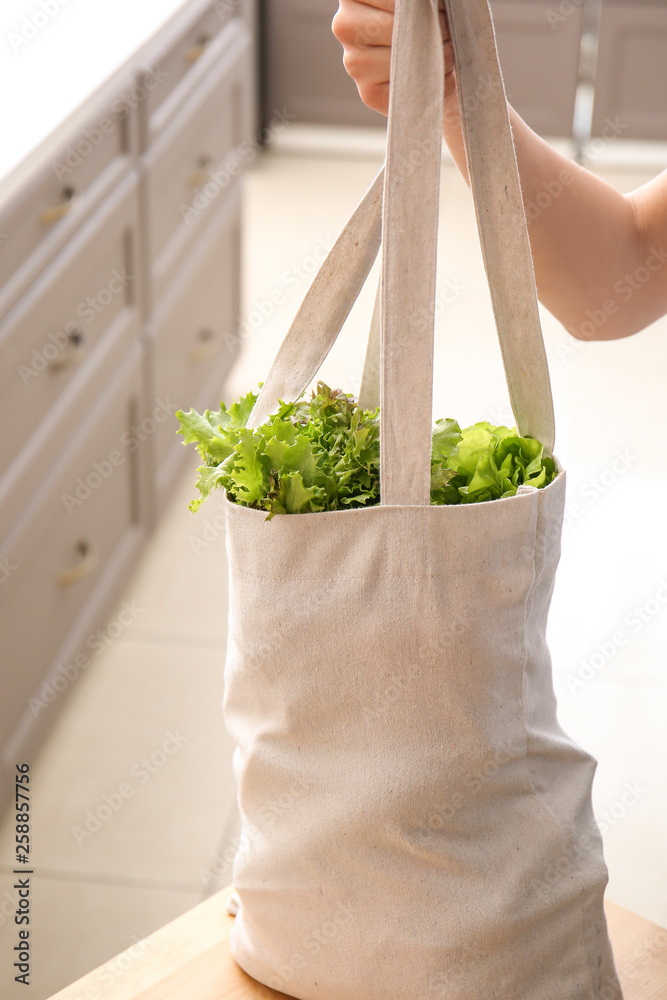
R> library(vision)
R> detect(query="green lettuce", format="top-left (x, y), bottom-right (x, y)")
top-left (176, 383), bottom-right (556, 517)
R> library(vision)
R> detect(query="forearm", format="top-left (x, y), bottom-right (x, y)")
top-left (333, 0), bottom-right (667, 340)
top-left (444, 98), bottom-right (657, 341)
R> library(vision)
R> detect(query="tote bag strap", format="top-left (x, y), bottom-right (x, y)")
top-left (381, 0), bottom-right (554, 504)
top-left (380, 0), bottom-right (443, 505)
top-left (248, 0), bottom-right (555, 493)
top-left (446, 0), bottom-right (555, 456)
top-left (358, 275), bottom-right (382, 411)
top-left (247, 168), bottom-right (384, 428)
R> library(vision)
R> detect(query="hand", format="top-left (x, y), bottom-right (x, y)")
top-left (332, 0), bottom-right (457, 117)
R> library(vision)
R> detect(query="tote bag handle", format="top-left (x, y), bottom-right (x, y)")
top-left (248, 0), bottom-right (555, 506)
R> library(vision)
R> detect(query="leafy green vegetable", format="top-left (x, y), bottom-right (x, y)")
top-left (176, 383), bottom-right (557, 517)
top-left (430, 418), bottom-right (557, 505)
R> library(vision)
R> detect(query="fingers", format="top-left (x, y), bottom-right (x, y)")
top-left (355, 78), bottom-right (391, 116)
top-left (332, 0), bottom-right (455, 116)
top-left (332, 0), bottom-right (394, 50)
top-left (333, 0), bottom-right (393, 114)
top-left (334, 0), bottom-right (449, 48)
top-left (342, 41), bottom-right (392, 115)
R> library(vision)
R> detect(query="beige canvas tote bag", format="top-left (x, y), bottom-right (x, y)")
top-left (222, 0), bottom-right (623, 997)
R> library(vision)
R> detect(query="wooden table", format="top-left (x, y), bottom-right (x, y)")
top-left (50, 886), bottom-right (667, 999)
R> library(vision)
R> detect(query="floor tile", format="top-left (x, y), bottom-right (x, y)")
top-left (122, 464), bottom-right (232, 645)
top-left (0, 641), bottom-right (237, 890)
top-left (0, 871), bottom-right (200, 1000)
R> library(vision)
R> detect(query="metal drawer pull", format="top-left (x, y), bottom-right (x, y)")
top-left (185, 35), bottom-right (212, 62)
top-left (187, 155), bottom-right (214, 189)
top-left (57, 540), bottom-right (99, 587)
top-left (190, 327), bottom-right (223, 362)
top-left (40, 187), bottom-right (76, 226)
top-left (49, 328), bottom-right (88, 371)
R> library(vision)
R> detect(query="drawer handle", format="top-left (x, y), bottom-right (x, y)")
top-left (49, 328), bottom-right (88, 371)
top-left (185, 35), bottom-right (212, 62)
top-left (190, 327), bottom-right (224, 362)
top-left (187, 155), bottom-right (214, 189)
top-left (40, 187), bottom-right (77, 226)
top-left (57, 540), bottom-right (99, 587)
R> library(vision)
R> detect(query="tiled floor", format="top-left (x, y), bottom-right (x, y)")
top-left (1, 132), bottom-right (666, 997)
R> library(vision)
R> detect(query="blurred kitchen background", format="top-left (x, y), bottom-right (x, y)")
top-left (0, 0), bottom-right (666, 996)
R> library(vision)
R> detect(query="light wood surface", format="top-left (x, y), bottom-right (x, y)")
top-left (49, 886), bottom-right (667, 1000)
top-left (605, 902), bottom-right (667, 1000)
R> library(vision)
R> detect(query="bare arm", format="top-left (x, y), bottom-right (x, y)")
top-left (332, 0), bottom-right (667, 340)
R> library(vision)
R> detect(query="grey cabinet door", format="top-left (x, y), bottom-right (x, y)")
top-left (262, 0), bottom-right (386, 127)
top-left (490, 0), bottom-right (583, 137)
top-left (592, 1), bottom-right (667, 140)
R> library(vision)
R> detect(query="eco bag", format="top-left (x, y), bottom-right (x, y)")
top-left (222, 0), bottom-right (623, 997)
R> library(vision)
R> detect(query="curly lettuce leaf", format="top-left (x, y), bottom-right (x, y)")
top-left (176, 390), bottom-right (259, 464)
top-left (265, 473), bottom-right (325, 518)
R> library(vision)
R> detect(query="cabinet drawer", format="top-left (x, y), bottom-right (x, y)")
top-left (139, 1), bottom-right (248, 145)
top-left (149, 183), bottom-right (242, 500)
top-left (144, 28), bottom-right (252, 305)
top-left (0, 175), bottom-right (141, 483)
top-left (0, 97), bottom-right (137, 318)
top-left (0, 349), bottom-right (144, 752)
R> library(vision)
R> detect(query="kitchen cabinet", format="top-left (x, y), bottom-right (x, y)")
top-left (143, 24), bottom-right (253, 307)
top-left (261, 0), bottom-right (667, 143)
top-left (261, 0), bottom-right (583, 137)
top-left (0, 349), bottom-right (145, 756)
top-left (0, 176), bottom-right (141, 535)
top-left (490, 0), bottom-right (584, 138)
top-left (592, 1), bottom-right (667, 140)
top-left (0, 0), bottom-right (257, 795)
top-left (0, 94), bottom-right (137, 322)
top-left (261, 0), bottom-right (386, 128)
